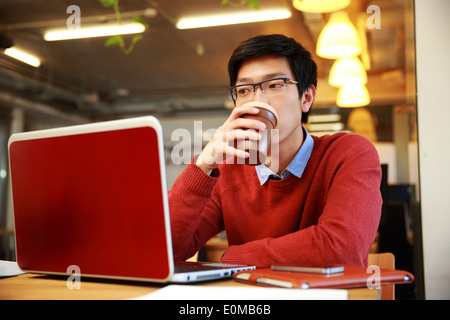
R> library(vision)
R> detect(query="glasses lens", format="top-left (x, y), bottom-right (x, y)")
top-left (232, 85), bottom-right (253, 101)
top-left (262, 78), bottom-right (287, 96)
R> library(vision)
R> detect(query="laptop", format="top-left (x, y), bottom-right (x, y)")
top-left (8, 116), bottom-right (255, 283)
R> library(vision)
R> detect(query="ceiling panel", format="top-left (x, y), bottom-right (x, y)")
top-left (0, 0), bottom-right (409, 121)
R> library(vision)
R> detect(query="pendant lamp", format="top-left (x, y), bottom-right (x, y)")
top-left (337, 83), bottom-right (370, 107)
top-left (292, 0), bottom-right (350, 13)
top-left (316, 11), bottom-right (361, 59)
top-left (329, 57), bottom-right (367, 87)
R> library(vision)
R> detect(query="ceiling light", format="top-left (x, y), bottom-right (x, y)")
top-left (176, 9), bottom-right (292, 29)
top-left (44, 22), bottom-right (145, 41)
top-left (337, 83), bottom-right (370, 108)
top-left (329, 57), bottom-right (367, 87)
top-left (4, 47), bottom-right (41, 67)
top-left (292, 0), bottom-right (350, 13)
top-left (316, 11), bottom-right (361, 59)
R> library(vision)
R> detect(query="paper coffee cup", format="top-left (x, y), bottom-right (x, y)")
top-left (237, 101), bottom-right (278, 166)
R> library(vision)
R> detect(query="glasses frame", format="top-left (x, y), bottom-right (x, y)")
top-left (230, 77), bottom-right (298, 103)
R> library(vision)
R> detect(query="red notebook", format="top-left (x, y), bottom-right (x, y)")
top-left (234, 264), bottom-right (414, 289)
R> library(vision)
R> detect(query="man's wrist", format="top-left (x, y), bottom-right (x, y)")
top-left (194, 154), bottom-right (214, 176)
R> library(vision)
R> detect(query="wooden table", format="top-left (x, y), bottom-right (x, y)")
top-left (0, 273), bottom-right (380, 300)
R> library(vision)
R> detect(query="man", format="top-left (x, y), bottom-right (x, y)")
top-left (169, 34), bottom-right (382, 268)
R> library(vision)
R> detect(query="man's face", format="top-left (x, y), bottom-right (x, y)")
top-left (235, 55), bottom-right (312, 144)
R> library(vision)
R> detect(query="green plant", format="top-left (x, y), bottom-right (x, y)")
top-left (97, 0), bottom-right (148, 54)
top-left (221, 0), bottom-right (261, 10)
top-left (97, 0), bottom-right (260, 54)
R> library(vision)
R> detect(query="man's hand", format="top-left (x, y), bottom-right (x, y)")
top-left (195, 106), bottom-right (266, 174)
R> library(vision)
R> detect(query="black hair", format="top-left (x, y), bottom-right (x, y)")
top-left (228, 34), bottom-right (317, 123)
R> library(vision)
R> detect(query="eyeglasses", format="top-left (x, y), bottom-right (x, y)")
top-left (230, 77), bottom-right (298, 102)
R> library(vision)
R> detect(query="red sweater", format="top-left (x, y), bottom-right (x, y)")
top-left (168, 133), bottom-right (382, 268)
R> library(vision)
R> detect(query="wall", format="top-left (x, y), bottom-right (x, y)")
top-left (415, 0), bottom-right (450, 299)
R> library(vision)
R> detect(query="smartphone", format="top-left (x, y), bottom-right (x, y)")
top-left (271, 265), bottom-right (344, 274)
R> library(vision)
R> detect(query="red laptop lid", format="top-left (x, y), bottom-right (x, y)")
top-left (8, 117), bottom-right (173, 282)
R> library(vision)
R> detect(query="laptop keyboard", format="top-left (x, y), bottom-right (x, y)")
top-left (174, 263), bottom-right (222, 273)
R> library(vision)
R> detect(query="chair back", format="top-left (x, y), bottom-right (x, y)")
top-left (368, 252), bottom-right (395, 300)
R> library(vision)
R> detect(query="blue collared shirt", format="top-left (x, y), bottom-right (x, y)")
top-left (255, 127), bottom-right (314, 185)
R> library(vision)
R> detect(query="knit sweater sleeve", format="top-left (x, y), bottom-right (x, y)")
top-left (168, 163), bottom-right (225, 261)
top-left (221, 134), bottom-right (382, 268)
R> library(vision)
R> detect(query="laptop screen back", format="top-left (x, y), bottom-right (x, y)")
top-left (9, 117), bottom-right (174, 281)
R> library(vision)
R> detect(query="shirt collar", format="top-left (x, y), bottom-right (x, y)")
top-left (255, 127), bottom-right (314, 185)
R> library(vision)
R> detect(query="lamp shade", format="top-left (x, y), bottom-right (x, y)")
top-left (292, 0), bottom-right (350, 13)
top-left (337, 83), bottom-right (370, 107)
top-left (329, 57), bottom-right (367, 87)
top-left (316, 11), bottom-right (361, 59)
